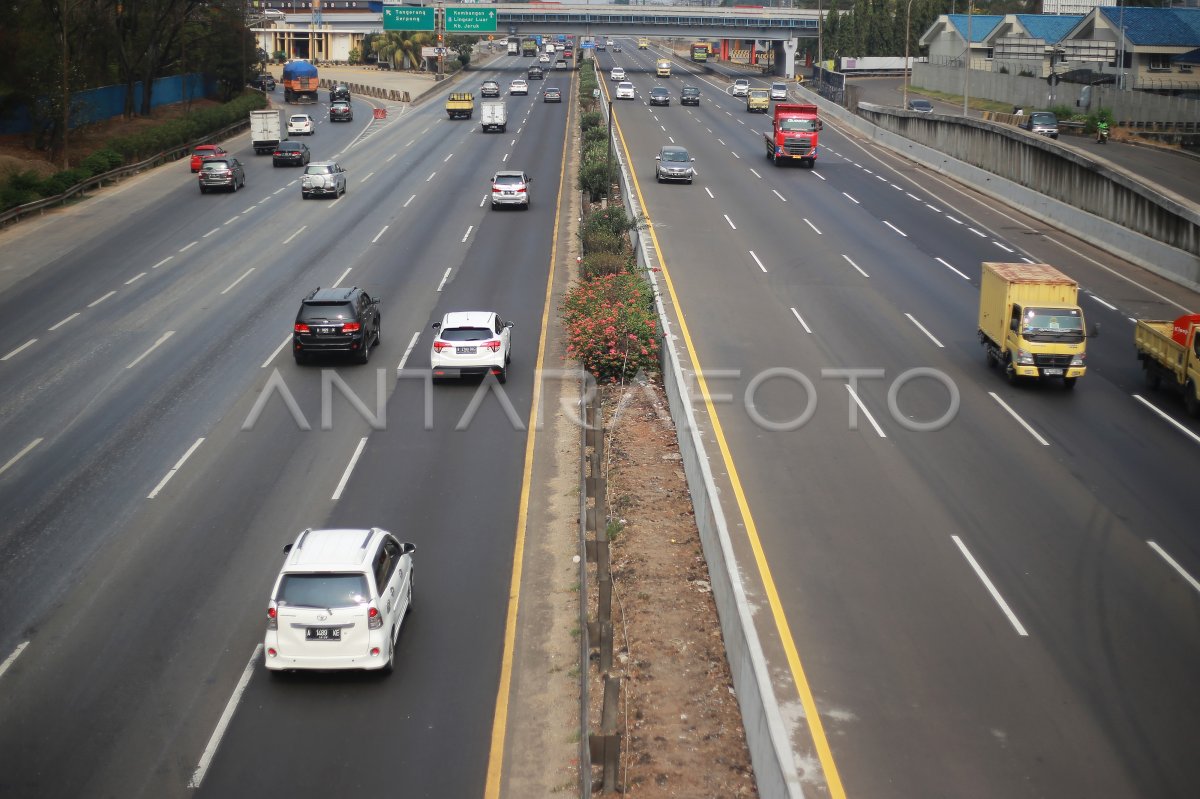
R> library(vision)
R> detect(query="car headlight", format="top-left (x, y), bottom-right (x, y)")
top-left (1016, 349), bottom-right (1035, 365)
top-left (1070, 353), bottom-right (1085, 366)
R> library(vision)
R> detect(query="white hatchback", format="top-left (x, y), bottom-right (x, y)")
top-left (615, 81), bottom-right (635, 100)
top-left (430, 311), bottom-right (513, 383)
top-left (287, 113), bottom-right (315, 135)
top-left (264, 528), bottom-right (415, 674)
top-left (610, 67), bottom-right (625, 81)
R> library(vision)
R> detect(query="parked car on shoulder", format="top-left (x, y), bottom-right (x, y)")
top-left (190, 144), bottom-right (226, 172)
top-left (287, 114), bottom-right (315, 136)
top-left (301, 161), bottom-right (347, 199)
top-left (329, 101), bottom-right (353, 122)
top-left (198, 158), bottom-right (245, 193)
top-left (293, 286), bottom-right (380, 363)
top-left (273, 141), bottom-right (311, 167)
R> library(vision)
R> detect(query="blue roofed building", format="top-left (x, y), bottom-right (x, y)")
top-left (1063, 6), bottom-right (1200, 90)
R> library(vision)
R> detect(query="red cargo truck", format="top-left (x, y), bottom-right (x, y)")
top-left (764, 103), bottom-right (822, 167)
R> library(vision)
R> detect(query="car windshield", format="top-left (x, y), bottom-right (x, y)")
top-left (275, 573), bottom-right (369, 609)
top-left (661, 150), bottom-right (689, 163)
top-left (772, 84), bottom-right (786, 91)
top-left (281, 144), bottom-right (302, 151)
top-left (494, 174), bottom-right (524, 186)
top-left (781, 118), bottom-right (816, 132)
top-left (201, 161), bottom-right (230, 171)
top-left (735, 80), bottom-right (748, 87)
top-left (440, 326), bottom-right (493, 342)
top-left (652, 89), bottom-right (667, 96)
top-left (300, 302), bottom-right (354, 321)
top-left (305, 165), bottom-right (332, 175)
top-left (290, 116), bottom-right (307, 123)
top-left (683, 88), bottom-right (698, 95)
top-left (1030, 113), bottom-right (1056, 124)
top-left (749, 90), bottom-right (768, 98)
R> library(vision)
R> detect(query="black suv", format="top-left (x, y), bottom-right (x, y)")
top-left (330, 101), bottom-right (353, 122)
top-left (681, 86), bottom-right (700, 106)
top-left (293, 287), bottom-right (381, 364)
top-left (273, 141), bottom-right (311, 167)
top-left (330, 84), bottom-right (351, 103)
top-left (527, 66), bottom-right (544, 80)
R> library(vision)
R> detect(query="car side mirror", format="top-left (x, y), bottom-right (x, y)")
top-left (505, 321), bottom-right (514, 329)
top-left (691, 157), bottom-right (696, 162)
top-left (283, 543), bottom-right (293, 554)
top-left (817, 121), bottom-right (824, 131)
top-left (432, 322), bottom-right (442, 330)
top-left (402, 542), bottom-right (416, 554)
top-left (655, 156), bottom-right (662, 161)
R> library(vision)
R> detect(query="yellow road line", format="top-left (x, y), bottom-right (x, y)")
top-left (607, 81), bottom-right (849, 798)
top-left (483, 67), bottom-right (574, 799)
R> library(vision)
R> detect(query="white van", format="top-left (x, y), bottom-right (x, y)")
top-left (481, 100), bottom-right (507, 133)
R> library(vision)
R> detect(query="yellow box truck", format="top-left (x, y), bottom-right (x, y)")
top-left (978, 262), bottom-right (1087, 388)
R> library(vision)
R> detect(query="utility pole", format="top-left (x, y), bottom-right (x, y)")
top-left (436, 2), bottom-right (445, 82)
top-left (903, 0), bottom-right (914, 110)
top-left (962, 4), bottom-right (972, 117)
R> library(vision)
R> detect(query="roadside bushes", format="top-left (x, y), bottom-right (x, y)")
top-left (563, 271), bottom-right (658, 382)
top-left (577, 110), bottom-right (616, 201)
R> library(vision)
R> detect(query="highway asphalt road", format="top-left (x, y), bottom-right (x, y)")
top-left (597, 42), bottom-right (1200, 798)
top-left (848, 74), bottom-right (1200, 206)
top-left (0, 59), bottom-right (571, 798)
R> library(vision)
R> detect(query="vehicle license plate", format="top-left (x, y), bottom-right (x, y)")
top-left (456, 346), bottom-right (476, 355)
top-left (306, 627), bottom-right (341, 641)
top-left (1044, 368), bottom-right (1064, 376)
top-left (504, 190), bottom-right (515, 196)
top-left (319, 327), bottom-right (335, 334)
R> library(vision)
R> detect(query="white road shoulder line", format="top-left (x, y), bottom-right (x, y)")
top-left (845, 385), bottom-right (886, 437)
top-left (332, 437), bottom-right (369, 501)
top-left (1132, 394), bottom-right (1200, 446)
top-left (952, 535), bottom-right (1029, 636)
top-left (988, 392), bottom-right (1050, 446)
top-left (0, 438), bottom-right (43, 477)
top-left (0, 641), bottom-right (30, 680)
top-left (187, 644), bottom-right (262, 789)
top-left (126, 331), bottom-right (175, 369)
top-left (1147, 541), bottom-right (1200, 595)
top-left (147, 437), bottom-right (205, 499)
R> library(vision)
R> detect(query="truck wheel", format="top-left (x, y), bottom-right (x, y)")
top-left (1063, 377), bottom-right (1077, 390)
top-left (1142, 363), bottom-right (1160, 390)
top-left (1186, 382), bottom-right (1199, 416)
top-left (985, 349), bottom-right (997, 368)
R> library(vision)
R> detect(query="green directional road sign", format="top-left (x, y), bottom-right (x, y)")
top-left (445, 8), bottom-right (497, 33)
top-left (383, 7), bottom-right (434, 31)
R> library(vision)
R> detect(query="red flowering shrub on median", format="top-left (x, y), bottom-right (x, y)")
top-left (563, 272), bottom-right (659, 382)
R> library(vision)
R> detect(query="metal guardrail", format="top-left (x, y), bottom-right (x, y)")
top-left (0, 117), bottom-right (251, 228)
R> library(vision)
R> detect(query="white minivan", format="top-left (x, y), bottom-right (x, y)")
top-left (264, 528), bottom-right (415, 674)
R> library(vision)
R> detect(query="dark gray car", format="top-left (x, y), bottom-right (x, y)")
top-left (655, 145), bottom-right (694, 184)
top-left (198, 158), bottom-right (245, 193)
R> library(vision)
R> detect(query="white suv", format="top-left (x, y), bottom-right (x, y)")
top-left (287, 113), bottom-right (315, 135)
top-left (264, 528), bottom-right (415, 674)
top-left (490, 170), bottom-right (532, 210)
top-left (610, 67), bottom-right (625, 81)
top-left (430, 311), bottom-right (513, 383)
top-left (615, 81), bottom-right (635, 100)
top-left (731, 79), bottom-right (750, 97)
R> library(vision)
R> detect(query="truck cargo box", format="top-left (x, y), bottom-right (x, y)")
top-left (978, 262), bottom-right (1078, 348)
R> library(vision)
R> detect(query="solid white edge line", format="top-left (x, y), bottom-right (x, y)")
top-left (331, 437), bottom-right (368, 501)
top-left (88, 291), bottom-right (116, 308)
top-left (905, 313), bottom-right (945, 348)
top-left (331, 267), bottom-right (352, 288)
top-left (1147, 541), bottom-right (1200, 595)
top-left (437, 268), bottom-right (453, 292)
top-left (0, 438), bottom-right (43, 477)
top-left (844, 385), bottom-right (887, 438)
top-left (749, 251), bottom-right (767, 273)
top-left (790, 307), bottom-right (812, 333)
top-left (989, 392), bottom-right (1050, 446)
top-left (49, 312), bottom-right (81, 331)
top-left (842, 254), bottom-right (869, 278)
top-left (1132, 394), bottom-right (1200, 446)
top-left (219, 268), bottom-right (255, 296)
top-left (936, 257), bottom-right (972, 280)
top-left (187, 644), bottom-right (263, 789)
top-left (262, 336), bottom-right (290, 368)
top-left (1, 339), bottom-right (37, 361)
top-left (372, 225), bottom-right (389, 244)
top-left (884, 220), bottom-right (907, 237)
top-left (0, 641), bottom-right (30, 680)
top-left (951, 535), bottom-right (1029, 636)
top-left (1089, 293), bottom-right (1118, 311)
top-left (397, 331), bottom-right (421, 373)
top-left (126, 330), bottom-right (175, 369)
top-left (147, 437), bottom-right (205, 499)
top-left (283, 225), bottom-right (308, 245)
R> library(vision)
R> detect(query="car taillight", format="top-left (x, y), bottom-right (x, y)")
top-left (342, 322), bottom-right (361, 333)
top-left (483, 339), bottom-right (502, 352)
top-left (517, 187), bottom-right (527, 193)
top-left (368, 606), bottom-right (382, 629)
top-left (433, 340), bottom-right (453, 353)
top-left (267, 606), bottom-right (277, 630)
top-left (294, 323), bottom-right (309, 333)
top-left (273, 151), bottom-right (282, 156)
top-left (492, 185), bottom-right (503, 193)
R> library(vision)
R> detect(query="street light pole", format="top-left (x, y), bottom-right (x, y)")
top-left (962, 3), bottom-right (972, 116)
top-left (903, 0), bottom-right (914, 110)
